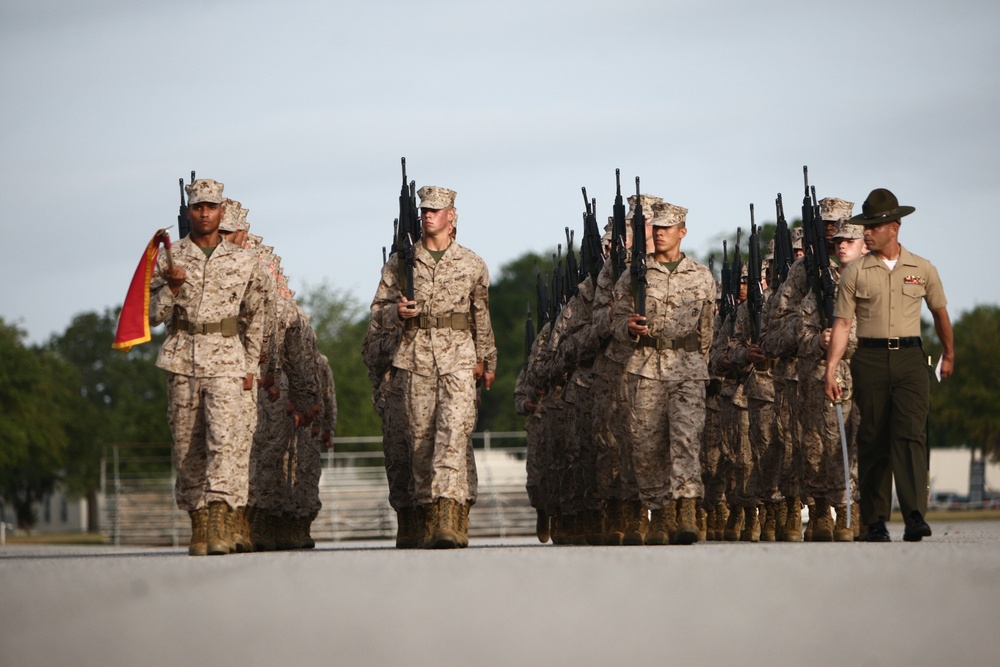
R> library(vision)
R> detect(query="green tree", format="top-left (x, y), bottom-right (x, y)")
top-left (0, 319), bottom-right (85, 529)
top-left (929, 305), bottom-right (1000, 460)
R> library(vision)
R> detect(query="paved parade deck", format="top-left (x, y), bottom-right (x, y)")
top-left (3, 521), bottom-right (999, 666)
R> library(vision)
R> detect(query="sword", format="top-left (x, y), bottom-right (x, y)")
top-left (834, 398), bottom-right (852, 529)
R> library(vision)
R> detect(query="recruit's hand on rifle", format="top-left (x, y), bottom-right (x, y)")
top-left (626, 313), bottom-right (649, 338)
top-left (397, 297), bottom-right (419, 319)
top-left (819, 328), bottom-right (832, 352)
top-left (746, 344), bottom-right (767, 365)
top-left (243, 373), bottom-right (255, 391)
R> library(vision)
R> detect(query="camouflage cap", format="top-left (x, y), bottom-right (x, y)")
top-left (236, 207), bottom-right (249, 232)
top-left (818, 197), bottom-right (854, 223)
top-left (832, 219), bottom-right (865, 240)
top-left (219, 198), bottom-right (242, 232)
top-left (791, 226), bottom-right (804, 250)
top-left (417, 185), bottom-right (457, 210)
top-left (186, 178), bottom-right (224, 205)
top-left (626, 194), bottom-right (662, 220)
top-left (245, 232), bottom-right (263, 250)
top-left (650, 201), bottom-right (687, 228)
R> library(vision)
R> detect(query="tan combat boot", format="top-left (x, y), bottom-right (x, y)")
top-left (585, 508), bottom-right (605, 546)
top-left (783, 497), bottom-right (802, 542)
top-left (207, 501), bottom-right (231, 555)
top-left (396, 507), bottom-right (418, 549)
top-left (740, 506), bottom-right (759, 542)
top-left (226, 507), bottom-right (247, 554)
top-left (852, 502), bottom-right (861, 541)
top-left (704, 506), bottom-right (717, 541)
top-left (811, 500), bottom-right (834, 542)
top-left (760, 502), bottom-right (779, 542)
top-left (251, 510), bottom-right (275, 552)
top-left (646, 507), bottom-right (670, 545)
top-left (535, 508), bottom-right (551, 544)
top-left (273, 514), bottom-right (298, 550)
top-left (723, 505), bottom-right (743, 542)
top-left (457, 502), bottom-right (471, 548)
top-left (672, 497), bottom-right (700, 545)
top-left (429, 497), bottom-right (461, 549)
top-left (775, 499), bottom-right (788, 541)
top-left (188, 508), bottom-right (208, 556)
top-left (833, 504), bottom-right (852, 542)
top-left (421, 502), bottom-right (437, 549)
top-left (714, 502), bottom-right (728, 541)
top-left (604, 500), bottom-right (624, 546)
top-left (804, 503), bottom-right (817, 541)
top-left (240, 507), bottom-right (255, 553)
top-left (299, 515), bottom-right (316, 549)
top-left (622, 501), bottom-right (645, 546)
top-left (697, 505), bottom-right (708, 542)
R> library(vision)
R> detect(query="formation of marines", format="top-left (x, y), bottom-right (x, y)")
top-left (153, 166), bottom-right (948, 553)
top-left (151, 177), bottom-right (337, 556)
top-left (518, 169), bottom-right (877, 545)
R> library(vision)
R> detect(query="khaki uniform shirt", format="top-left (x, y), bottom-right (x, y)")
top-left (834, 245), bottom-right (947, 338)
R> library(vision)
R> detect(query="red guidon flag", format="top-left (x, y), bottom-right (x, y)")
top-left (112, 229), bottom-right (171, 352)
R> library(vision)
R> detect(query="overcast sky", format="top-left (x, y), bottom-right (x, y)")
top-left (2, 0), bottom-right (998, 345)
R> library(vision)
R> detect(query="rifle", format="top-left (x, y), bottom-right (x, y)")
top-left (581, 188), bottom-right (604, 283)
top-left (774, 193), bottom-right (793, 287)
top-left (747, 206), bottom-right (764, 343)
top-left (631, 177), bottom-right (648, 326)
top-left (396, 158), bottom-right (418, 307)
top-left (611, 169), bottom-right (628, 281)
top-left (564, 227), bottom-right (578, 300)
top-left (524, 299), bottom-right (535, 362)
top-left (535, 260), bottom-right (549, 326)
top-left (721, 240), bottom-right (731, 323)
top-left (729, 227), bottom-right (743, 335)
top-left (177, 178), bottom-right (189, 240)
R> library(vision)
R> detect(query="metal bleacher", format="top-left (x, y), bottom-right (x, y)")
top-left (100, 433), bottom-right (534, 546)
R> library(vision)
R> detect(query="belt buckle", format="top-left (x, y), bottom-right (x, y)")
top-left (887, 337), bottom-right (900, 350)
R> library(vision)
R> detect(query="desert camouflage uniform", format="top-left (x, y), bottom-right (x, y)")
top-left (524, 323), bottom-right (552, 510)
top-left (611, 255), bottom-right (715, 508)
top-left (150, 236), bottom-right (268, 511)
top-left (702, 312), bottom-right (729, 514)
top-left (371, 240), bottom-right (497, 505)
top-left (797, 290), bottom-right (859, 506)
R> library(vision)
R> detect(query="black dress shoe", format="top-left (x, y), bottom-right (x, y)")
top-left (864, 518), bottom-right (891, 542)
top-left (903, 511), bottom-right (932, 542)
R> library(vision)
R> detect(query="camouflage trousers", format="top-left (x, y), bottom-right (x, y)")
top-left (401, 368), bottom-right (478, 505)
top-left (592, 355), bottom-right (627, 501)
top-left (288, 428), bottom-right (323, 518)
top-left (625, 375), bottom-right (706, 509)
top-left (571, 379), bottom-right (600, 511)
top-left (249, 376), bottom-right (294, 513)
top-left (798, 369), bottom-right (858, 506)
top-left (723, 401), bottom-right (753, 508)
top-left (558, 382), bottom-right (594, 515)
top-left (775, 379), bottom-right (800, 500)
top-left (700, 396), bottom-right (728, 506)
top-left (167, 373), bottom-right (250, 512)
top-left (749, 396), bottom-right (782, 503)
top-left (542, 394), bottom-right (569, 516)
top-left (525, 405), bottom-right (545, 509)
top-left (376, 372), bottom-right (414, 510)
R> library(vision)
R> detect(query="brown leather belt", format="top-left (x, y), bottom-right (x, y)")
top-left (173, 315), bottom-right (239, 336)
top-left (637, 332), bottom-right (700, 352)
top-left (403, 312), bottom-right (471, 331)
top-left (858, 336), bottom-right (921, 350)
